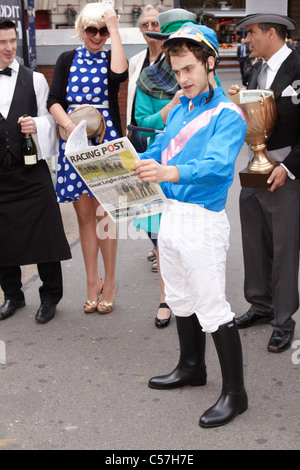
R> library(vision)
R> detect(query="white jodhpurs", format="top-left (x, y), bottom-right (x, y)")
top-left (158, 200), bottom-right (235, 333)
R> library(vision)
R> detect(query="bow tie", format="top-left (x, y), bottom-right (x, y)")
top-left (0, 67), bottom-right (12, 76)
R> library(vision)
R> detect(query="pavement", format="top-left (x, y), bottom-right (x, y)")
top-left (0, 71), bottom-right (300, 452)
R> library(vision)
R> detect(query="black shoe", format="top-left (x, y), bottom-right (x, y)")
top-left (151, 259), bottom-right (158, 273)
top-left (35, 301), bottom-right (56, 324)
top-left (268, 329), bottom-right (294, 353)
top-left (155, 303), bottom-right (171, 328)
top-left (0, 299), bottom-right (25, 320)
top-left (147, 250), bottom-right (156, 262)
top-left (235, 308), bottom-right (272, 329)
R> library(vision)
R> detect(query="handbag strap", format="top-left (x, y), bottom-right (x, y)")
top-left (67, 104), bottom-right (109, 111)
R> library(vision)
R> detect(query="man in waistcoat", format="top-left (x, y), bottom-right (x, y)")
top-left (0, 19), bottom-right (71, 324)
top-left (229, 0), bottom-right (300, 353)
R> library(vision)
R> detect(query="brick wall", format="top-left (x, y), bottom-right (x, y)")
top-left (119, 79), bottom-right (129, 135)
top-left (38, 65), bottom-right (129, 136)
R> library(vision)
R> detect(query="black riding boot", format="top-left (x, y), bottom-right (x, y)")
top-left (148, 313), bottom-right (207, 389)
top-left (199, 319), bottom-right (248, 428)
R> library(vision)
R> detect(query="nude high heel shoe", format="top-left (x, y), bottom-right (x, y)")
top-left (83, 278), bottom-right (104, 313)
top-left (97, 284), bottom-right (117, 314)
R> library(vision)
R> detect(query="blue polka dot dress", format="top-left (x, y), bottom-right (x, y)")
top-left (56, 46), bottom-right (119, 203)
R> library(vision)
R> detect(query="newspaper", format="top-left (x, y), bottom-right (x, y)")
top-left (64, 120), bottom-right (167, 222)
top-left (239, 89), bottom-right (274, 104)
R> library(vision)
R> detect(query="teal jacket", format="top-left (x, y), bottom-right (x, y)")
top-left (135, 73), bottom-right (224, 147)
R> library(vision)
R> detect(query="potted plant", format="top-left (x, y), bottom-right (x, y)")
top-left (65, 4), bottom-right (77, 26)
top-left (131, 5), bottom-right (141, 26)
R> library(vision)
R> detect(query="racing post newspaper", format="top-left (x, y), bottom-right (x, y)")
top-left (64, 120), bottom-right (167, 223)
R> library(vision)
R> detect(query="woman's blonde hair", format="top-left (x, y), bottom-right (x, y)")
top-left (75, 1), bottom-right (115, 40)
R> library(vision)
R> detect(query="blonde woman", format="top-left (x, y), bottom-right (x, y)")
top-left (48, 1), bottom-right (128, 314)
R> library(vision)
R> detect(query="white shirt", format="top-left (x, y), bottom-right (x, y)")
top-left (0, 59), bottom-right (57, 159)
top-left (262, 44), bottom-right (292, 89)
top-left (260, 45), bottom-right (294, 178)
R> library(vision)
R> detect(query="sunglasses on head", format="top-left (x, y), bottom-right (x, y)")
top-left (85, 26), bottom-right (109, 38)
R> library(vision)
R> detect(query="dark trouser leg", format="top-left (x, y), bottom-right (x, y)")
top-left (199, 320), bottom-right (248, 428)
top-left (0, 266), bottom-right (24, 302)
top-left (240, 183), bottom-right (299, 332)
top-left (37, 261), bottom-right (63, 305)
top-left (148, 313), bottom-right (207, 389)
top-left (129, 129), bottom-right (148, 153)
top-left (240, 188), bottom-right (274, 318)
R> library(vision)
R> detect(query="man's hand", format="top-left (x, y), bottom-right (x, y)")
top-left (267, 165), bottom-right (287, 192)
top-left (133, 159), bottom-right (180, 184)
top-left (18, 115), bottom-right (37, 134)
top-left (228, 84), bottom-right (245, 96)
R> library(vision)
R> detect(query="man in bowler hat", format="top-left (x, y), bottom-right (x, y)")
top-left (229, 0), bottom-right (300, 353)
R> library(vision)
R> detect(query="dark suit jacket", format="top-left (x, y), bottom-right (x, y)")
top-left (248, 50), bottom-right (300, 177)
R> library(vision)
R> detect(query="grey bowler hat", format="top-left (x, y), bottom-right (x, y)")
top-left (145, 8), bottom-right (197, 40)
top-left (237, 0), bottom-right (296, 29)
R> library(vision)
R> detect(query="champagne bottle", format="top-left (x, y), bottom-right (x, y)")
top-left (22, 115), bottom-right (38, 166)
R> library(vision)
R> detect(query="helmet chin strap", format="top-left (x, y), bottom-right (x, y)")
top-left (205, 61), bottom-right (215, 104)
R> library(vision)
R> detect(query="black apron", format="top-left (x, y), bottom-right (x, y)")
top-left (0, 160), bottom-right (71, 266)
top-left (0, 66), bottom-right (71, 266)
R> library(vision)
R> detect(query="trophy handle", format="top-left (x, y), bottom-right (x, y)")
top-left (248, 92), bottom-right (276, 174)
top-left (260, 93), bottom-right (268, 140)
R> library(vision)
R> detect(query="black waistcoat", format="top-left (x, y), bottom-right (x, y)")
top-left (0, 66), bottom-right (37, 168)
top-left (247, 51), bottom-right (300, 152)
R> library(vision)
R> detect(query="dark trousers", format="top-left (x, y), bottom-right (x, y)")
top-left (0, 262), bottom-right (63, 305)
top-left (129, 129), bottom-right (148, 153)
top-left (239, 178), bottom-right (300, 332)
top-left (239, 59), bottom-right (249, 86)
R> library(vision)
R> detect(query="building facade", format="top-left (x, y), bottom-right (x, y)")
top-left (21, 0), bottom-right (299, 135)
top-left (24, 0), bottom-right (299, 39)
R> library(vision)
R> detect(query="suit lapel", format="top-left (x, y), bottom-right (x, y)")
top-left (248, 51), bottom-right (298, 99)
top-left (270, 51), bottom-right (298, 100)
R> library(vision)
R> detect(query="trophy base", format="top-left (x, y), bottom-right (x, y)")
top-left (239, 167), bottom-right (272, 189)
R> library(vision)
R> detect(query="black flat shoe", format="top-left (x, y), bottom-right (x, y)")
top-left (35, 301), bottom-right (56, 324)
top-left (151, 259), bottom-right (158, 273)
top-left (268, 329), bottom-right (294, 353)
top-left (155, 303), bottom-right (171, 328)
top-left (0, 299), bottom-right (25, 320)
top-left (235, 307), bottom-right (272, 329)
top-left (147, 250), bottom-right (156, 262)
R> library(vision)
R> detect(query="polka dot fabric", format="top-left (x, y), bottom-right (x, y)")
top-left (56, 46), bottom-right (119, 203)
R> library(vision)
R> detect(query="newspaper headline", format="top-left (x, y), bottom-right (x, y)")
top-left (64, 120), bottom-right (166, 223)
